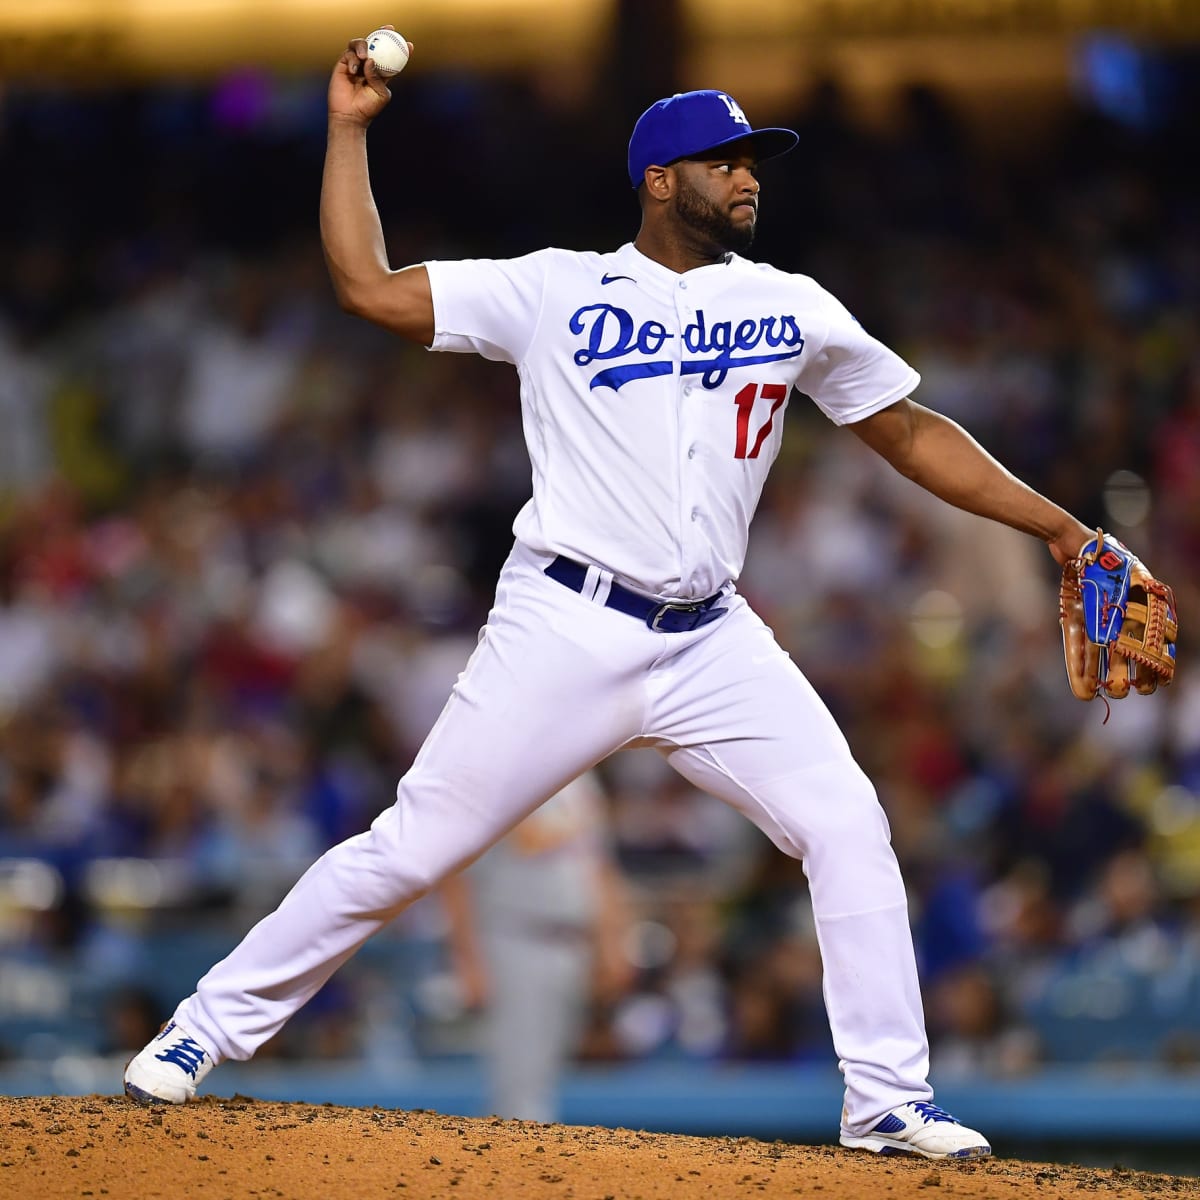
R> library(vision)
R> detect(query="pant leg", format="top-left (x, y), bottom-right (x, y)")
top-left (479, 925), bottom-right (591, 1122)
top-left (647, 597), bottom-right (932, 1132)
top-left (177, 547), bottom-right (646, 1063)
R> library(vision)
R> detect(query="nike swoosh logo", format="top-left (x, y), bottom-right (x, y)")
top-left (601, 273), bottom-right (636, 285)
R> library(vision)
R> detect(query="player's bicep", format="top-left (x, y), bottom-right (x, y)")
top-left (848, 396), bottom-right (919, 468)
top-left (353, 264), bottom-right (436, 346)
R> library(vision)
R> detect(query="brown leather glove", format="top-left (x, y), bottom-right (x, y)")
top-left (1059, 529), bottom-right (1177, 703)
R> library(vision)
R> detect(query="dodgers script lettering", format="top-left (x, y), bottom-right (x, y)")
top-left (569, 303), bottom-right (806, 391)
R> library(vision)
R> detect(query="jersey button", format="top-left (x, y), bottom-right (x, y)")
top-left (678, 280), bottom-right (688, 290)
top-left (684, 385), bottom-right (694, 396)
top-left (690, 508), bottom-right (700, 521)
top-left (687, 446), bottom-right (697, 459)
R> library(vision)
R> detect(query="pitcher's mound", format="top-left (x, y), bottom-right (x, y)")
top-left (0, 1094), bottom-right (1193, 1199)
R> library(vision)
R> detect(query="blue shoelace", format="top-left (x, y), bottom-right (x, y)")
top-left (155, 1037), bottom-right (208, 1079)
top-left (911, 1102), bottom-right (960, 1125)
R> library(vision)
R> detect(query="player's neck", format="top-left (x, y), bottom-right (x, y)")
top-left (633, 228), bottom-right (729, 274)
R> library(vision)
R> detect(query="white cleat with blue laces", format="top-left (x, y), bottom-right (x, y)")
top-left (840, 1101), bottom-right (992, 1159)
top-left (123, 1020), bottom-right (215, 1105)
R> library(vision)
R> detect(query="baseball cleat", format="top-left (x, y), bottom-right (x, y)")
top-left (123, 1020), bottom-right (215, 1104)
top-left (840, 1101), bottom-right (992, 1159)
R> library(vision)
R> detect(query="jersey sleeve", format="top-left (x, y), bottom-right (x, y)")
top-left (795, 289), bottom-right (920, 425)
top-left (424, 250), bottom-right (552, 364)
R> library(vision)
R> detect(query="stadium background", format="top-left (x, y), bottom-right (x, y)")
top-left (1, 0), bottom-right (1198, 1172)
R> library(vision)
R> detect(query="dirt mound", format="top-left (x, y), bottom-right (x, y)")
top-left (0, 1094), bottom-right (1194, 1199)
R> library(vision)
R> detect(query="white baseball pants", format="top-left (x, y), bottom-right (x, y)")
top-left (176, 542), bottom-right (932, 1133)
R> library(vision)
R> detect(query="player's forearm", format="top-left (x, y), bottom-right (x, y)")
top-left (320, 117), bottom-right (392, 312)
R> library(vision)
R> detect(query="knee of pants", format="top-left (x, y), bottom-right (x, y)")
top-left (821, 765), bottom-right (891, 843)
top-left (318, 828), bottom-right (434, 919)
top-left (365, 776), bottom-right (509, 902)
top-left (769, 762), bottom-right (904, 914)
top-left (765, 761), bottom-right (889, 853)
top-left (317, 802), bottom-right (458, 919)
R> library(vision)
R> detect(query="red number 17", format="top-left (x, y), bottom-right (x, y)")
top-left (733, 382), bottom-right (787, 460)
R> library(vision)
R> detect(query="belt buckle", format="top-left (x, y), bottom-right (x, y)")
top-left (649, 600), bottom-right (704, 632)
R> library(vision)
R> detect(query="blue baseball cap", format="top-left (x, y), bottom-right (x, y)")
top-left (627, 90), bottom-right (798, 189)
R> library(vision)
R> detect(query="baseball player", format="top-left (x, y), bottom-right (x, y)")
top-left (125, 34), bottom-right (1097, 1160)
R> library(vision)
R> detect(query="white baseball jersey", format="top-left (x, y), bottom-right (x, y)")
top-left (425, 242), bottom-right (919, 600)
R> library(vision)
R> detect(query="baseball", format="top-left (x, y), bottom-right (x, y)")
top-left (365, 28), bottom-right (410, 76)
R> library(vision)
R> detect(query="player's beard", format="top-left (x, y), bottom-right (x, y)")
top-left (675, 177), bottom-right (756, 254)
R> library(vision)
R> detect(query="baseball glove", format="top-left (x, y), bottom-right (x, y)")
top-left (1059, 528), bottom-right (1177, 706)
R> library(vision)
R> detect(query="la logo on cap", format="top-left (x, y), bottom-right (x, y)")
top-left (718, 94), bottom-right (749, 125)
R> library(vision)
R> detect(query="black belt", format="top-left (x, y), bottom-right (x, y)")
top-left (544, 555), bottom-right (728, 633)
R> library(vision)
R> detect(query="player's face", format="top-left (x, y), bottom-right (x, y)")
top-left (671, 146), bottom-right (760, 254)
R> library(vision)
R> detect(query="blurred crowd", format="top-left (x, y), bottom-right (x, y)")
top-left (1, 57), bottom-right (1199, 1090)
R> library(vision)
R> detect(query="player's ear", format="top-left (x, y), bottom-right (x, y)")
top-left (643, 164), bottom-right (672, 200)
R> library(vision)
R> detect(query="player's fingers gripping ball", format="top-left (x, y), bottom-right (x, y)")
top-left (366, 28), bottom-right (410, 76)
top-left (1059, 528), bottom-right (1178, 708)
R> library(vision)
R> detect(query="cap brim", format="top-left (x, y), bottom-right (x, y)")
top-left (674, 126), bottom-right (799, 167)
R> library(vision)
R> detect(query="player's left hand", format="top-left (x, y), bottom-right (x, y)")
top-left (1059, 528), bottom-right (1178, 704)
top-left (1047, 518), bottom-right (1096, 567)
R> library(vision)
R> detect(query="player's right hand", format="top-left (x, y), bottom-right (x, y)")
top-left (328, 28), bottom-right (410, 125)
